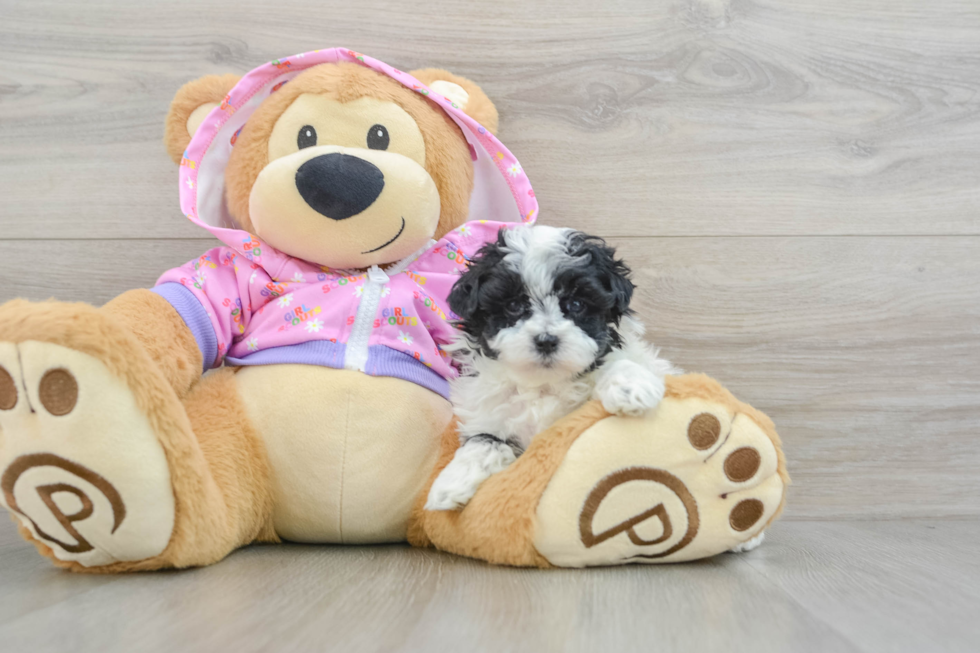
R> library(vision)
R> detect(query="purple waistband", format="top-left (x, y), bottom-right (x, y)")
top-left (363, 345), bottom-right (450, 399)
top-left (226, 343), bottom-right (449, 399)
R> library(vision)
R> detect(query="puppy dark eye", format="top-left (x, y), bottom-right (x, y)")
top-left (297, 125), bottom-right (317, 149)
top-left (367, 124), bottom-right (389, 150)
top-left (505, 299), bottom-right (525, 316)
top-left (562, 298), bottom-right (585, 314)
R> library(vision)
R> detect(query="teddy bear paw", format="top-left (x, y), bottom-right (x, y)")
top-left (0, 340), bottom-right (175, 568)
top-left (533, 389), bottom-right (786, 566)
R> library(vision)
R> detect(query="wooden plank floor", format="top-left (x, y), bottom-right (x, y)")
top-left (1, 0), bottom-right (979, 651)
top-left (1, 517), bottom-right (978, 653)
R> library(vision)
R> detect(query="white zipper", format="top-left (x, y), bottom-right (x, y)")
top-left (344, 265), bottom-right (388, 372)
top-left (342, 239), bottom-right (436, 373)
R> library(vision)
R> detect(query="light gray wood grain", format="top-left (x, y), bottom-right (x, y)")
top-left (739, 520), bottom-right (980, 653)
top-left (1, 516), bottom-right (977, 653)
top-left (1, 0), bottom-right (979, 239)
top-left (0, 239), bottom-right (218, 305)
top-left (2, 236), bottom-right (977, 520)
top-left (0, 518), bottom-right (125, 627)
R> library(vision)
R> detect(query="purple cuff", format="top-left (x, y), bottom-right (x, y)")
top-left (152, 283), bottom-right (219, 371)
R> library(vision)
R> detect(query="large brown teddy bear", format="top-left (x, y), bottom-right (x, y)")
top-left (0, 49), bottom-right (788, 572)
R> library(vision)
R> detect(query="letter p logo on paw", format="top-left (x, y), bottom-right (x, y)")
top-left (579, 467), bottom-right (699, 560)
top-left (2, 453), bottom-right (126, 555)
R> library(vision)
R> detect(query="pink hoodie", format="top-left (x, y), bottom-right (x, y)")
top-left (152, 48), bottom-right (538, 399)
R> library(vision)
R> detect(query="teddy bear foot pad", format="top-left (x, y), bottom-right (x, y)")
top-left (534, 391), bottom-right (785, 566)
top-left (0, 341), bottom-right (175, 567)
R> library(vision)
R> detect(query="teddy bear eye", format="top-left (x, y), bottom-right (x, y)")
top-left (367, 124), bottom-right (389, 150)
top-left (297, 125), bottom-right (317, 149)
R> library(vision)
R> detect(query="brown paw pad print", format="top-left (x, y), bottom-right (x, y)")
top-left (687, 412), bottom-right (721, 450)
top-left (39, 369), bottom-right (78, 416)
top-left (0, 366), bottom-right (78, 416)
top-left (0, 366), bottom-right (17, 411)
top-left (730, 499), bottom-right (764, 532)
top-left (687, 412), bottom-right (767, 534)
top-left (724, 447), bottom-right (761, 483)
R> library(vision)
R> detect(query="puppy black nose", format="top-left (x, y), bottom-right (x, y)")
top-left (295, 153), bottom-right (385, 220)
top-left (534, 334), bottom-right (560, 355)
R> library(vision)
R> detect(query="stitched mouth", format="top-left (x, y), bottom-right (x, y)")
top-left (361, 217), bottom-right (406, 254)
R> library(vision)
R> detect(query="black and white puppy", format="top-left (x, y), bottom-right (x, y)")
top-left (425, 225), bottom-right (678, 511)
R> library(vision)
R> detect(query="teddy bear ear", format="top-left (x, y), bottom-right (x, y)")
top-left (163, 73), bottom-right (241, 164)
top-left (409, 68), bottom-right (499, 136)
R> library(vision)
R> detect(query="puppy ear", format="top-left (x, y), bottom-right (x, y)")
top-left (164, 74), bottom-right (241, 164)
top-left (571, 233), bottom-right (635, 322)
top-left (448, 229), bottom-right (509, 321)
top-left (447, 271), bottom-right (482, 322)
top-left (605, 259), bottom-right (636, 321)
top-left (409, 68), bottom-right (499, 135)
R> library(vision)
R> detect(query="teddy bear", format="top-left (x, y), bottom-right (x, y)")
top-left (0, 49), bottom-right (788, 572)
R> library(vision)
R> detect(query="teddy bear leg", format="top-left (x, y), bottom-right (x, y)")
top-left (167, 366), bottom-right (278, 566)
top-left (0, 300), bottom-right (273, 571)
top-left (417, 374), bottom-right (789, 568)
top-left (533, 374), bottom-right (788, 566)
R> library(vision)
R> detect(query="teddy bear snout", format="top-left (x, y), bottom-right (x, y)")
top-left (295, 153), bottom-right (385, 221)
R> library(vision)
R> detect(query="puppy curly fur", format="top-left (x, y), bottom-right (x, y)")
top-left (426, 226), bottom-right (677, 510)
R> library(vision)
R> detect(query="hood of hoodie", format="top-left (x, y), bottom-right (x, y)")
top-left (177, 48), bottom-right (538, 272)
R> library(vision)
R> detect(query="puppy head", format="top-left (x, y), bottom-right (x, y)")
top-left (449, 225), bottom-right (634, 385)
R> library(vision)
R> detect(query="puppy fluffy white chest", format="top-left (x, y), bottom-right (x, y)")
top-left (451, 372), bottom-right (593, 450)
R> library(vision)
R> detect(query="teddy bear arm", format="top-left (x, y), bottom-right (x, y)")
top-left (101, 289), bottom-right (203, 397)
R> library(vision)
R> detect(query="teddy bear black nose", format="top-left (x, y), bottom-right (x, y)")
top-left (295, 153), bottom-right (385, 220)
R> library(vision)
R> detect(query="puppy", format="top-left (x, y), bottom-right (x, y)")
top-left (425, 225), bottom-right (678, 511)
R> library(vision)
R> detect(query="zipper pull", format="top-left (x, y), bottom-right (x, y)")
top-left (368, 265), bottom-right (389, 284)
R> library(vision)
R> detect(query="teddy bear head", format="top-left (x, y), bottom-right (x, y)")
top-left (164, 63), bottom-right (499, 268)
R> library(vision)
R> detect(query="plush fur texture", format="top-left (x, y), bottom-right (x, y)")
top-left (164, 74), bottom-right (241, 165)
top-left (102, 290), bottom-right (202, 398)
top-left (181, 368), bottom-right (279, 554)
top-left (426, 225), bottom-right (676, 510)
top-left (409, 68), bottom-right (499, 135)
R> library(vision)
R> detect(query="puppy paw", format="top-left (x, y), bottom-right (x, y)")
top-left (596, 361), bottom-right (665, 417)
top-left (424, 436), bottom-right (517, 511)
top-left (729, 531), bottom-right (766, 553)
top-left (425, 471), bottom-right (479, 511)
